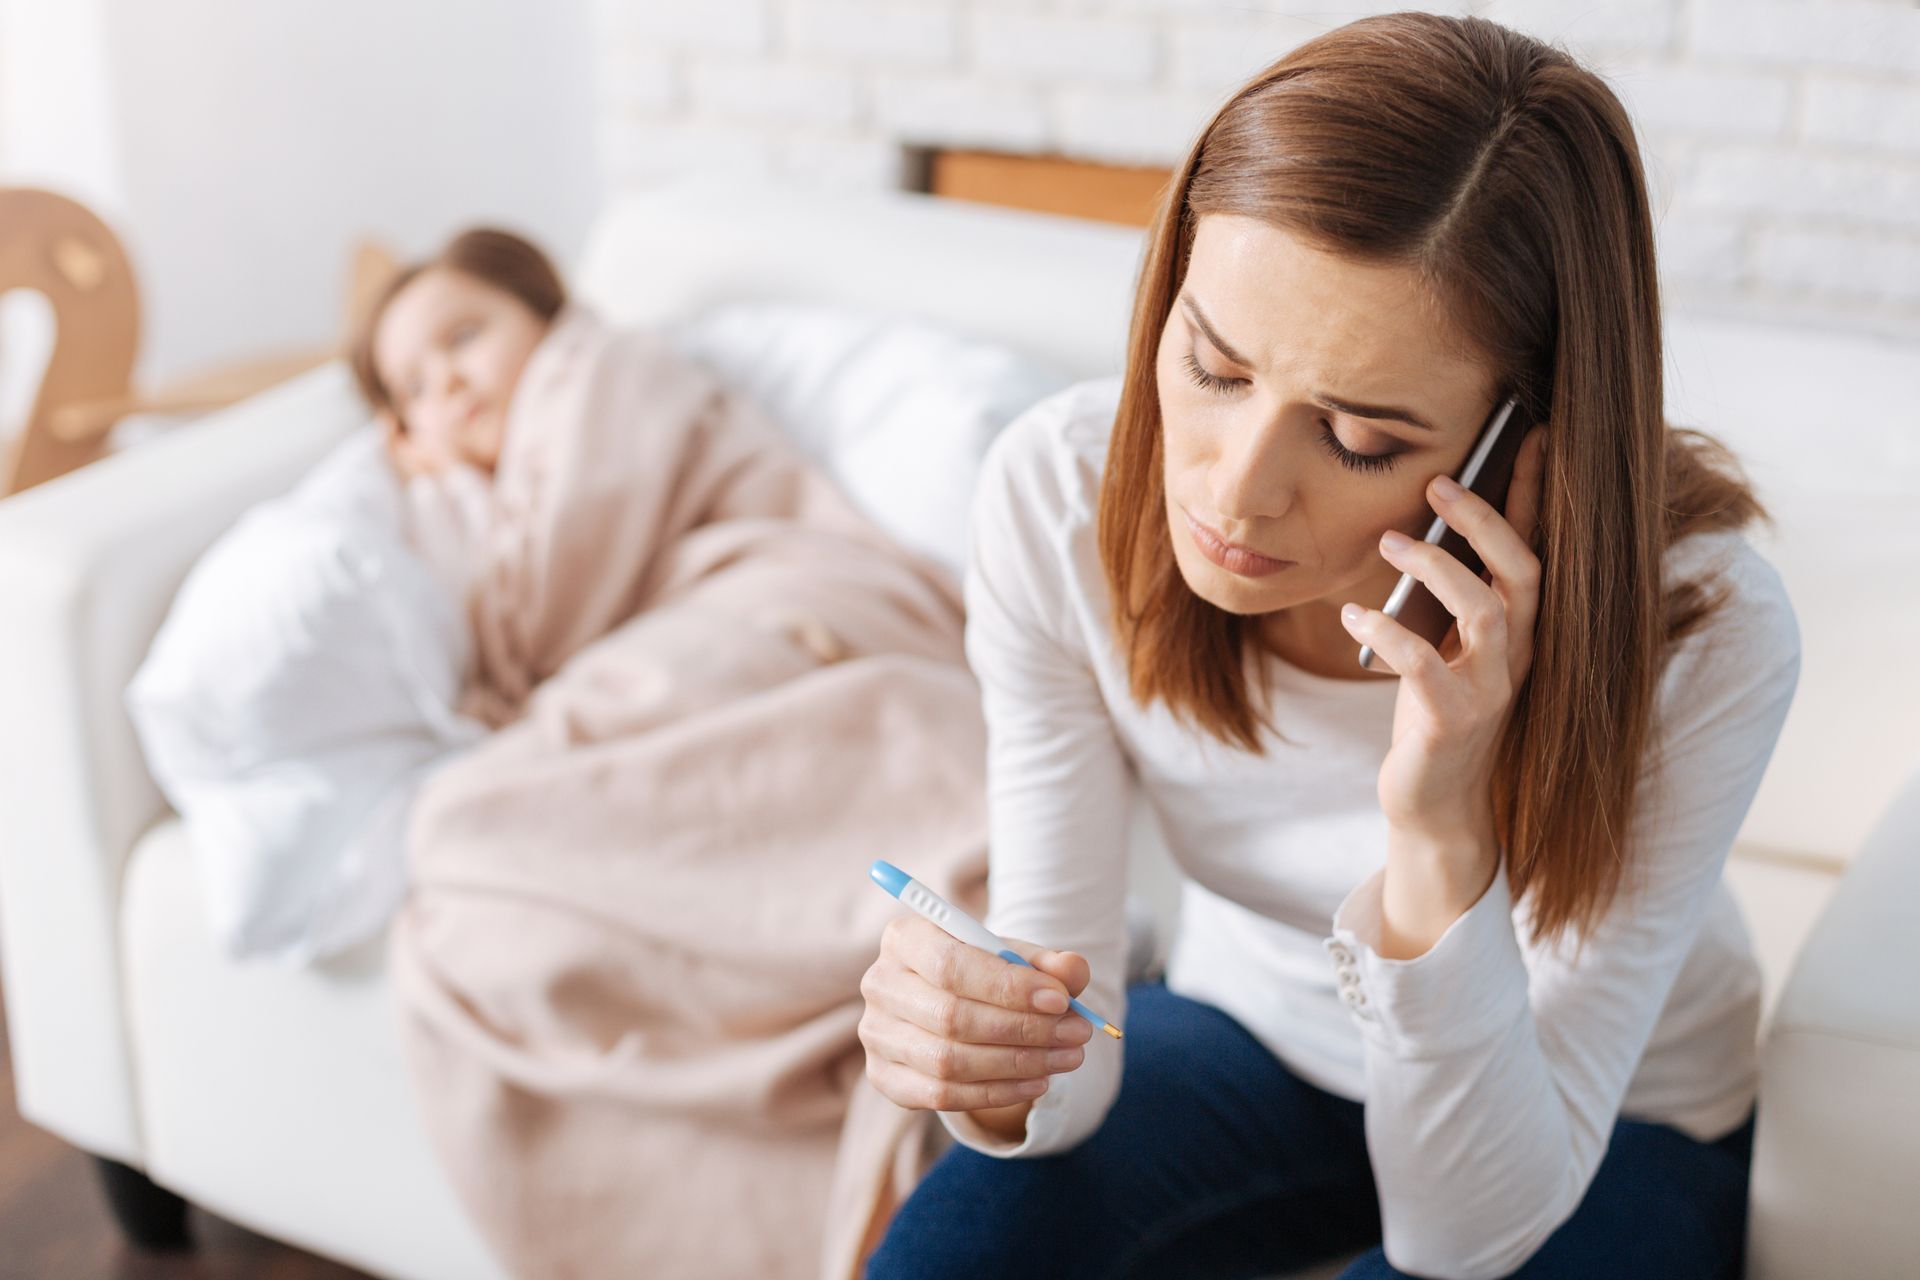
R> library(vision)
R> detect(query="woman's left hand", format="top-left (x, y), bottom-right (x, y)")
top-left (1339, 424), bottom-right (1549, 845)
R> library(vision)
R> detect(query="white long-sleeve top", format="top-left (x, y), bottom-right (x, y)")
top-left (939, 377), bottom-right (1802, 1279)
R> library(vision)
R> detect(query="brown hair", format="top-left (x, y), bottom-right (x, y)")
top-left (347, 226), bottom-right (567, 419)
top-left (1096, 12), bottom-right (1772, 952)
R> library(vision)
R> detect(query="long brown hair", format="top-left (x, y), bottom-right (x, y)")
top-left (1096, 12), bottom-right (1772, 952)
top-left (347, 226), bottom-right (567, 421)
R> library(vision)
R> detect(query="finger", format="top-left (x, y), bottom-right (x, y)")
top-left (1505, 428), bottom-right (1549, 674)
top-left (1375, 530), bottom-right (1506, 669)
top-left (870, 1007), bottom-right (1086, 1085)
top-left (867, 1055), bottom-right (1052, 1114)
top-left (877, 961), bottom-right (1086, 1049)
top-left (1340, 598), bottom-right (1448, 688)
top-left (888, 915), bottom-right (1067, 1013)
top-left (1503, 425), bottom-right (1548, 554)
top-left (1025, 947), bottom-right (1091, 1001)
top-left (1426, 470), bottom-right (1539, 605)
top-left (378, 411), bottom-right (419, 473)
top-left (1428, 468), bottom-right (1543, 690)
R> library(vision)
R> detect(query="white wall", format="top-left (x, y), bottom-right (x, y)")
top-left (594, 0), bottom-right (1920, 343)
top-left (6, 0), bottom-right (1909, 414)
top-left (0, 0), bottom-right (604, 392)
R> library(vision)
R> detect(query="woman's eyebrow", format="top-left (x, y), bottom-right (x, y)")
top-left (1317, 392), bottom-right (1440, 434)
top-left (1180, 293), bottom-right (1256, 367)
top-left (1179, 292), bottom-right (1441, 434)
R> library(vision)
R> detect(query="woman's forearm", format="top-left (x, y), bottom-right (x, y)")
top-left (1377, 824), bottom-right (1499, 960)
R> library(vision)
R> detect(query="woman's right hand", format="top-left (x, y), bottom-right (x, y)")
top-left (859, 913), bottom-right (1096, 1118)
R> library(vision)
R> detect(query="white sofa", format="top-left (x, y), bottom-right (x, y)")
top-left (0, 176), bottom-right (1915, 1280)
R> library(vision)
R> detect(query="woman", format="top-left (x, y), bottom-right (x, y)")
top-left (857, 12), bottom-right (1798, 1279)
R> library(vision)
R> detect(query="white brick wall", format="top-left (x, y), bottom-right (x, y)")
top-left (969, 12), bottom-right (1159, 85)
top-left (685, 59), bottom-right (862, 127)
top-left (1804, 78), bottom-right (1920, 156)
top-left (786, 1), bottom-right (956, 66)
top-left (595, 0), bottom-right (1920, 339)
top-left (871, 72), bottom-right (1048, 151)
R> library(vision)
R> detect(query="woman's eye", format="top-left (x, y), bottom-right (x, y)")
top-left (1181, 344), bottom-right (1402, 475)
top-left (450, 321), bottom-right (481, 345)
top-left (1318, 422), bottom-right (1401, 474)
top-left (1181, 349), bottom-right (1243, 395)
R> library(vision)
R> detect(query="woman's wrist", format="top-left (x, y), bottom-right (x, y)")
top-left (1377, 824), bottom-right (1499, 960)
top-left (965, 1098), bottom-right (1035, 1142)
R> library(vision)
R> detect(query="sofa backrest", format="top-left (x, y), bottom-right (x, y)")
top-left (574, 173), bottom-right (1145, 380)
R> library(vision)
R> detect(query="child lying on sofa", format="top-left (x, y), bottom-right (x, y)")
top-left (348, 225), bottom-right (562, 481)
top-left (354, 230), bottom-right (999, 1280)
top-left (342, 228), bottom-right (567, 605)
top-left (341, 224), bottom-right (970, 718)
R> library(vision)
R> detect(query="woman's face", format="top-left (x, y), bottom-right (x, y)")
top-left (373, 267), bottom-right (550, 475)
top-left (1155, 214), bottom-right (1501, 669)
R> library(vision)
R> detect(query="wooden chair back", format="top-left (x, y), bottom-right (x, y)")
top-left (0, 187), bottom-right (140, 496)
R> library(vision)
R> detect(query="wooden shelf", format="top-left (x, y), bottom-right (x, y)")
top-left (923, 149), bottom-right (1172, 229)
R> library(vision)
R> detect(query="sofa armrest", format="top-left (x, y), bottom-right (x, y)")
top-left (0, 361), bottom-right (363, 1162)
top-left (1748, 756), bottom-right (1920, 1279)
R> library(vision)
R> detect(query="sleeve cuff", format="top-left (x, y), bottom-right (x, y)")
top-left (1327, 856), bottom-right (1530, 1058)
top-left (937, 1073), bottom-right (1076, 1158)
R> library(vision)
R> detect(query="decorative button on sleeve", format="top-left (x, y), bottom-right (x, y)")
top-left (1327, 859), bottom-right (1529, 1057)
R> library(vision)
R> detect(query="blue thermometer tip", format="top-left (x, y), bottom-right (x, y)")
top-left (869, 859), bottom-right (910, 899)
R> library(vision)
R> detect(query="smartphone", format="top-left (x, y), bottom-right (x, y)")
top-left (1357, 393), bottom-right (1526, 674)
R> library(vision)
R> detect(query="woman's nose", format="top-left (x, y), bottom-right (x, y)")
top-left (1211, 410), bottom-right (1296, 518)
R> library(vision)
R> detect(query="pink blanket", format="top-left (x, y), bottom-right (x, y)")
top-left (385, 305), bottom-right (986, 1279)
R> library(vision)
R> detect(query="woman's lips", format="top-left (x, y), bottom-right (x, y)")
top-left (1183, 509), bottom-right (1295, 578)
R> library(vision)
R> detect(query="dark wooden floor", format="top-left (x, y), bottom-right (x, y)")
top-left (0, 960), bottom-right (373, 1280)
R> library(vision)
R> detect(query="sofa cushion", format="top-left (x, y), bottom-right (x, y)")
top-left (120, 816), bottom-right (509, 1280)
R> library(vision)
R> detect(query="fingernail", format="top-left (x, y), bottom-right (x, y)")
top-left (1341, 602), bottom-right (1363, 627)
top-left (1052, 1021), bottom-right (1088, 1045)
top-left (1018, 1079), bottom-right (1049, 1097)
top-left (1380, 530), bottom-right (1412, 552)
top-left (1033, 989), bottom-right (1068, 1014)
top-left (1047, 1048), bottom-right (1083, 1070)
top-left (1433, 474), bottom-right (1465, 500)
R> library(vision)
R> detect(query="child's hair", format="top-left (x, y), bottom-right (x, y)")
top-left (348, 226), bottom-right (567, 416)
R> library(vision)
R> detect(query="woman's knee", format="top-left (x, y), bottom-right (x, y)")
top-left (863, 1145), bottom-right (1095, 1279)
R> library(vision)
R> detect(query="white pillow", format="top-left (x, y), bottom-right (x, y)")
top-left (126, 428), bottom-right (484, 965)
top-left (669, 302), bottom-right (1069, 579)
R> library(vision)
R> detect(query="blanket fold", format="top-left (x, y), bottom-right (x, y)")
top-left (385, 305), bottom-right (985, 1280)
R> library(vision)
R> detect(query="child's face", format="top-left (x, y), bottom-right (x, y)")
top-left (373, 267), bottom-right (550, 476)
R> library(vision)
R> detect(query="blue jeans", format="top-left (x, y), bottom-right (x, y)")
top-left (867, 980), bottom-right (1756, 1279)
